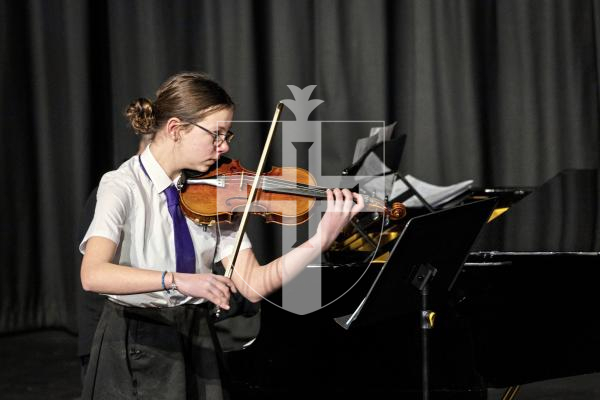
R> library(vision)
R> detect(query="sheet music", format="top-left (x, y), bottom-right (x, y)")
top-left (392, 175), bottom-right (473, 207)
top-left (350, 121), bottom-right (471, 208)
top-left (358, 174), bottom-right (473, 208)
top-left (352, 122), bottom-right (398, 164)
top-left (355, 152), bottom-right (392, 176)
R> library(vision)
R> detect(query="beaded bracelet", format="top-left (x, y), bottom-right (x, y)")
top-left (161, 270), bottom-right (170, 294)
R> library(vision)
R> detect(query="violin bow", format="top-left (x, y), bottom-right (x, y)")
top-left (215, 102), bottom-right (285, 317)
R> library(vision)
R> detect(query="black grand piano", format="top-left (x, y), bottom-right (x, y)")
top-left (223, 169), bottom-right (600, 399)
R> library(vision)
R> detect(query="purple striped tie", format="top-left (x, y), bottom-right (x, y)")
top-left (164, 185), bottom-right (196, 273)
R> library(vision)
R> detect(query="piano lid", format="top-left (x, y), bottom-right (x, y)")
top-left (472, 169), bottom-right (600, 253)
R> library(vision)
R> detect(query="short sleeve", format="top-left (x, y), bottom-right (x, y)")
top-left (79, 173), bottom-right (132, 254)
top-left (214, 216), bottom-right (253, 262)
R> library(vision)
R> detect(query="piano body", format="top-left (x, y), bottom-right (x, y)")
top-left (459, 168), bottom-right (600, 388)
top-left (224, 169), bottom-right (600, 399)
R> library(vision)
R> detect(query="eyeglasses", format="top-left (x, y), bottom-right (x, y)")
top-left (185, 121), bottom-right (235, 146)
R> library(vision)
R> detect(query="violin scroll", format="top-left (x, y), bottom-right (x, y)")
top-left (389, 201), bottom-right (407, 220)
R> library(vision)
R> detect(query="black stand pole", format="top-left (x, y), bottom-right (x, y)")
top-left (411, 263), bottom-right (438, 400)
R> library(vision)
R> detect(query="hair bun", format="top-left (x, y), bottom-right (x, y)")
top-left (125, 97), bottom-right (156, 135)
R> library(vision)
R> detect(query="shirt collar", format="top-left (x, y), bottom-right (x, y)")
top-left (140, 145), bottom-right (179, 194)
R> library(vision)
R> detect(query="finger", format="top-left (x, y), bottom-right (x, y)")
top-left (326, 189), bottom-right (334, 211)
top-left (211, 277), bottom-right (234, 299)
top-left (351, 192), bottom-right (365, 217)
top-left (341, 189), bottom-right (354, 214)
top-left (207, 286), bottom-right (231, 309)
top-left (213, 275), bottom-right (237, 293)
top-left (333, 188), bottom-right (344, 212)
top-left (202, 278), bottom-right (231, 308)
top-left (228, 281), bottom-right (238, 293)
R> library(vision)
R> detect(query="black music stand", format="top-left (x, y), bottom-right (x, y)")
top-left (334, 197), bottom-right (498, 400)
top-left (341, 133), bottom-right (409, 251)
top-left (392, 172), bottom-right (435, 212)
top-left (342, 133), bottom-right (436, 212)
top-left (342, 133), bottom-right (407, 177)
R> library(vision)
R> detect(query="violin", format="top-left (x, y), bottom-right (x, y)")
top-left (177, 157), bottom-right (406, 226)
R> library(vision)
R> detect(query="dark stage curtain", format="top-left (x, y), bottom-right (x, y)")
top-left (1, 0), bottom-right (599, 332)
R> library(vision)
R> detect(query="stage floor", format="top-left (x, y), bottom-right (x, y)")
top-left (0, 329), bottom-right (598, 400)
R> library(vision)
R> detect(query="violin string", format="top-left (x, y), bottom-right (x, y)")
top-left (222, 173), bottom-right (319, 189)
top-left (207, 172), bottom-right (371, 198)
top-left (233, 174), bottom-right (383, 205)
top-left (232, 177), bottom-right (333, 198)
top-left (223, 174), bottom-right (329, 195)
top-left (214, 174), bottom-right (384, 207)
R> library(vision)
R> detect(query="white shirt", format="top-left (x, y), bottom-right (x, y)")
top-left (80, 146), bottom-right (252, 307)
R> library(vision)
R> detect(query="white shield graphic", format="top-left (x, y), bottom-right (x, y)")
top-left (219, 85), bottom-right (400, 315)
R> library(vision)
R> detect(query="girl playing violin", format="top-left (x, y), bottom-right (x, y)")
top-left (79, 71), bottom-right (363, 399)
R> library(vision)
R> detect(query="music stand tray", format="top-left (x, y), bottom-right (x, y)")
top-left (334, 197), bottom-right (498, 399)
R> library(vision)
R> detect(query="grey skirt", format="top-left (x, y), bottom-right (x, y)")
top-left (81, 300), bottom-right (227, 400)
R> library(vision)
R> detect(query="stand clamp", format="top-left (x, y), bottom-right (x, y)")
top-left (422, 310), bottom-right (436, 330)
